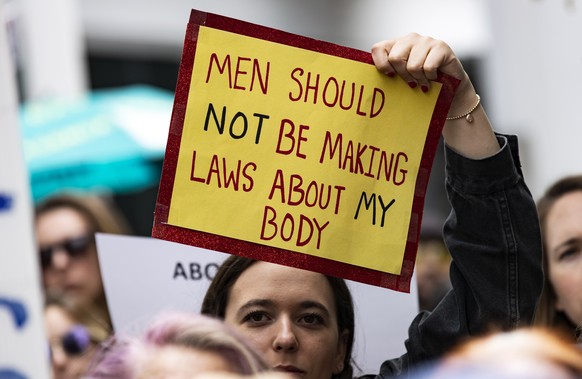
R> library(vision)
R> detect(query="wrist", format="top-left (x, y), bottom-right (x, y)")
top-left (447, 95), bottom-right (481, 123)
top-left (448, 76), bottom-right (477, 117)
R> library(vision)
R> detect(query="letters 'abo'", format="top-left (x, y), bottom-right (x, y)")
top-left (152, 9), bottom-right (458, 292)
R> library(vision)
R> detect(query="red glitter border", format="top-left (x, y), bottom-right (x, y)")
top-left (152, 9), bottom-right (459, 292)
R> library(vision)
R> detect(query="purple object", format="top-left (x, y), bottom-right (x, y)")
top-left (61, 324), bottom-right (91, 355)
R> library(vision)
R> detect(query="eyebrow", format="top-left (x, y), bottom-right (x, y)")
top-left (553, 237), bottom-right (579, 253)
top-left (299, 300), bottom-right (332, 317)
top-left (238, 299), bottom-right (273, 310)
top-left (235, 299), bottom-right (332, 318)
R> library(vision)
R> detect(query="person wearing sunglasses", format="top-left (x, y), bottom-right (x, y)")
top-left (45, 292), bottom-right (110, 379)
top-left (35, 193), bottom-right (132, 331)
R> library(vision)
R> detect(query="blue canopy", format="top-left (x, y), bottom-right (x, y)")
top-left (21, 85), bottom-right (174, 202)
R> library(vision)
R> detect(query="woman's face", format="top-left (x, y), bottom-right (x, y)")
top-left (137, 346), bottom-right (235, 379)
top-left (45, 305), bottom-right (97, 379)
top-left (545, 191), bottom-right (582, 325)
top-left (36, 207), bottom-right (103, 307)
top-left (224, 261), bottom-right (347, 379)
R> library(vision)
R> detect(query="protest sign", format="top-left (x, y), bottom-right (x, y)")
top-left (153, 9), bottom-right (458, 292)
top-left (0, 4), bottom-right (49, 376)
top-left (96, 233), bottom-right (419, 376)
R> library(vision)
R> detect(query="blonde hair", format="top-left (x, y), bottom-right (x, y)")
top-left (435, 327), bottom-right (582, 378)
top-left (45, 292), bottom-right (111, 344)
top-left (35, 192), bottom-right (132, 236)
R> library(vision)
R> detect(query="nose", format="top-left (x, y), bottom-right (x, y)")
top-left (51, 345), bottom-right (68, 368)
top-left (50, 248), bottom-right (71, 270)
top-left (272, 318), bottom-right (298, 352)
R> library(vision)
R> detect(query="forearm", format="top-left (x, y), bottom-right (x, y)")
top-left (443, 134), bottom-right (543, 331)
top-left (401, 136), bottom-right (543, 367)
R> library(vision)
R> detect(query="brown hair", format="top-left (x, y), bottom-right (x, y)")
top-left (534, 175), bottom-right (582, 340)
top-left (35, 192), bottom-right (132, 236)
top-left (201, 255), bottom-right (356, 379)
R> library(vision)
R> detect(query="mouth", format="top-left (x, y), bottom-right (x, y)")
top-left (63, 283), bottom-right (81, 292)
top-left (62, 284), bottom-right (85, 297)
top-left (274, 365), bottom-right (306, 376)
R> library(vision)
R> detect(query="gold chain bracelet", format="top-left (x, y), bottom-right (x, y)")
top-left (446, 94), bottom-right (481, 123)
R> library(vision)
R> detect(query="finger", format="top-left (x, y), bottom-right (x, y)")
top-left (384, 35), bottom-right (418, 89)
top-left (405, 40), bottom-right (433, 92)
top-left (371, 39), bottom-right (397, 77)
top-left (424, 39), bottom-right (465, 81)
top-left (421, 45), bottom-right (445, 81)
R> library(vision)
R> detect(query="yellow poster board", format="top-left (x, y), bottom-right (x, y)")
top-left (153, 10), bottom-right (458, 291)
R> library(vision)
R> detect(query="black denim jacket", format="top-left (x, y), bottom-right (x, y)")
top-left (368, 134), bottom-right (543, 378)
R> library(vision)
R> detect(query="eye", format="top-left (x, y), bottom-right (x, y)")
top-left (299, 312), bottom-right (325, 327)
top-left (558, 247), bottom-right (580, 261)
top-left (242, 310), bottom-right (271, 325)
top-left (65, 235), bottom-right (93, 256)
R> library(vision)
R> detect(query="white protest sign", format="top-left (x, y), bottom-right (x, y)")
top-left (96, 233), bottom-right (419, 376)
top-left (0, 4), bottom-right (50, 377)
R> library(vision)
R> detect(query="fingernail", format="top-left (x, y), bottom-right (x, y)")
top-left (421, 85), bottom-right (429, 93)
top-left (387, 71), bottom-right (395, 78)
top-left (408, 81), bottom-right (417, 89)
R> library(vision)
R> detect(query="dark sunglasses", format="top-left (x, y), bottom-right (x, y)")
top-left (49, 324), bottom-right (92, 358)
top-left (40, 234), bottom-right (95, 269)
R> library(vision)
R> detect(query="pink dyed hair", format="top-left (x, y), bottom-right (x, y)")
top-left (85, 312), bottom-right (268, 378)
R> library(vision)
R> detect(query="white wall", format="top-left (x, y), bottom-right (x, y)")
top-left (80, 0), bottom-right (490, 57)
top-left (17, 0), bottom-right (88, 100)
top-left (484, 0), bottom-right (582, 200)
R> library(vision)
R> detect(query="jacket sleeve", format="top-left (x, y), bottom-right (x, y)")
top-left (377, 134), bottom-right (543, 378)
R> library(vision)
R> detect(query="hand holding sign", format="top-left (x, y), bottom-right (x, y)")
top-left (371, 33), bottom-right (468, 92)
top-left (371, 33), bottom-right (500, 160)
